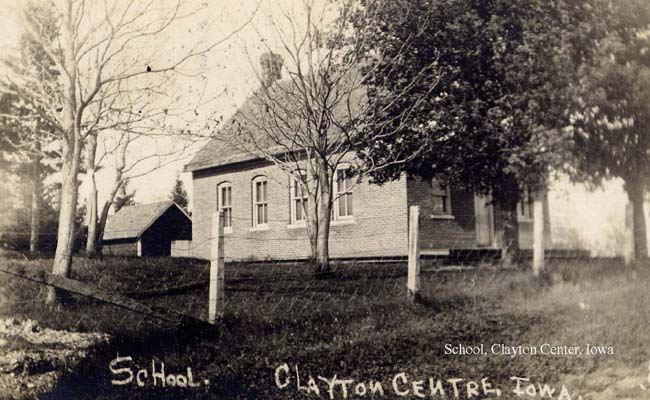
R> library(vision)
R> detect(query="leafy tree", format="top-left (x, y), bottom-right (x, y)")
top-left (568, 0), bottom-right (650, 262)
top-left (353, 0), bottom-right (578, 265)
top-left (169, 174), bottom-right (189, 212)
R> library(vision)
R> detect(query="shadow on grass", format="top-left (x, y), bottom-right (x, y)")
top-left (42, 287), bottom-right (555, 399)
top-left (4, 255), bottom-right (642, 399)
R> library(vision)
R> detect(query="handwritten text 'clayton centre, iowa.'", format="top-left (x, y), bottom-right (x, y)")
top-left (274, 363), bottom-right (585, 400)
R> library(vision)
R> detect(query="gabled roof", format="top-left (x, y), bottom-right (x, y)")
top-left (184, 79), bottom-right (365, 173)
top-left (184, 88), bottom-right (284, 173)
top-left (103, 201), bottom-right (191, 241)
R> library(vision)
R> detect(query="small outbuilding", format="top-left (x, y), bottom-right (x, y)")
top-left (102, 201), bottom-right (192, 257)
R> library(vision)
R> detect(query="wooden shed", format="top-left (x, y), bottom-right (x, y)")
top-left (102, 201), bottom-right (192, 257)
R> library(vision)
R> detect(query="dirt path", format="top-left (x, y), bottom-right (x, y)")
top-left (0, 318), bottom-right (109, 399)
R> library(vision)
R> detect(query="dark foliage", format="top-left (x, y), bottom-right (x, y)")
top-left (567, 0), bottom-right (650, 259)
top-left (353, 0), bottom-right (580, 198)
top-left (168, 175), bottom-right (189, 212)
top-left (0, 183), bottom-right (86, 254)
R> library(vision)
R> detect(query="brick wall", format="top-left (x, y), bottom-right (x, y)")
top-left (407, 177), bottom-right (478, 251)
top-left (191, 161), bottom-right (409, 261)
top-left (407, 177), bottom-right (534, 251)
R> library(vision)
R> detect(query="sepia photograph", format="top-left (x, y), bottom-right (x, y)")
top-left (0, 0), bottom-right (648, 398)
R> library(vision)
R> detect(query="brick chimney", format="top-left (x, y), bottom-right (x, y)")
top-left (260, 51), bottom-right (283, 89)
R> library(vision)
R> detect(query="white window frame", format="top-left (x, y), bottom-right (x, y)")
top-left (431, 179), bottom-right (453, 217)
top-left (290, 172), bottom-right (308, 225)
top-left (217, 182), bottom-right (233, 232)
top-left (252, 176), bottom-right (269, 228)
top-left (334, 165), bottom-right (354, 220)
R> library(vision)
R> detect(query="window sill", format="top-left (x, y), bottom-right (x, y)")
top-left (331, 218), bottom-right (356, 226)
top-left (518, 217), bottom-right (533, 223)
top-left (249, 225), bottom-right (270, 232)
top-left (224, 227), bottom-right (233, 235)
top-left (429, 214), bottom-right (455, 220)
top-left (287, 223), bottom-right (306, 230)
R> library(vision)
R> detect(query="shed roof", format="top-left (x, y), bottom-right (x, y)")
top-left (103, 201), bottom-right (190, 241)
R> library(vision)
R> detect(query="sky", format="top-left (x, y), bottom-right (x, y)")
top-left (0, 0), bottom-right (634, 255)
top-left (0, 0), bottom-right (306, 205)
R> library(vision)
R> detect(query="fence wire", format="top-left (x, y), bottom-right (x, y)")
top-left (0, 206), bottom-right (597, 332)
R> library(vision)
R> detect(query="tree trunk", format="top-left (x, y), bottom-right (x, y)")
top-left (495, 177), bottom-right (520, 268)
top-left (314, 160), bottom-right (331, 274)
top-left (85, 177), bottom-right (98, 255)
top-left (48, 3), bottom-right (80, 305)
top-left (499, 200), bottom-right (520, 267)
top-left (542, 190), bottom-right (552, 248)
top-left (306, 186), bottom-right (319, 265)
top-left (96, 200), bottom-right (112, 253)
top-left (315, 196), bottom-right (332, 273)
top-left (626, 177), bottom-right (648, 262)
top-left (48, 138), bottom-right (82, 304)
top-left (29, 149), bottom-right (42, 255)
top-left (85, 135), bottom-right (99, 256)
top-left (93, 135), bottom-right (129, 255)
top-left (96, 176), bottom-right (126, 253)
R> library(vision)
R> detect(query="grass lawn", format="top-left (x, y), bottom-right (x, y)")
top-left (1, 254), bottom-right (649, 399)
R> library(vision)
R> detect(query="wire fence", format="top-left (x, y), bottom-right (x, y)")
top-left (0, 203), bottom-right (635, 400)
top-left (0, 204), bottom-right (606, 340)
top-left (0, 219), bottom-right (627, 400)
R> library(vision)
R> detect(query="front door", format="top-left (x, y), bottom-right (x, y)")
top-left (474, 194), bottom-right (495, 247)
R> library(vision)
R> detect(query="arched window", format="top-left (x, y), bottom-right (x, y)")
top-left (217, 182), bottom-right (233, 228)
top-left (252, 176), bottom-right (268, 227)
top-left (290, 171), bottom-right (308, 224)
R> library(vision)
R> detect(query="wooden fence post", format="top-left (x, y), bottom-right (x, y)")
top-left (208, 210), bottom-right (225, 323)
top-left (532, 190), bottom-right (545, 277)
top-left (624, 203), bottom-right (634, 266)
top-left (407, 206), bottom-right (421, 302)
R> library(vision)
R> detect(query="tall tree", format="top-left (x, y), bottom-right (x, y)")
top-left (217, 0), bottom-right (434, 272)
top-left (568, 0), bottom-right (650, 263)
top-left (169, 174), bottom-right (188, 211)
top-left (353, 0), bottom-right (577, 265)
top-left (0, 1), bottom-right (60, 255)
top-left (0, 95), bottom-right (47, 254)
top-left (0, 181), bottom-right (80, 254)
top-left (2, 0), bottom-right (255, 303)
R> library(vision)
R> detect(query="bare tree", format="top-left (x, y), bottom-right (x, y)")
top-left (216, 0), bottom-right (437, 272)
top-left (2, 0), bottom-right (256, 304)
top-left (83, 76), bottom-right (195, 256)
